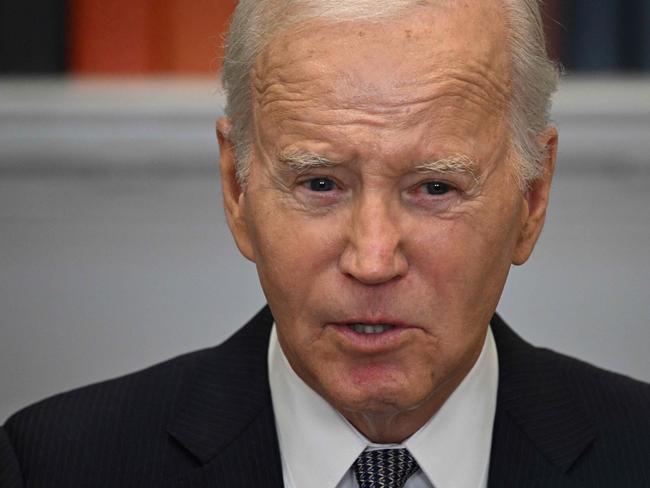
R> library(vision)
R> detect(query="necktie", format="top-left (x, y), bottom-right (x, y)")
top-left (353, 448), bottom-right (421, 488)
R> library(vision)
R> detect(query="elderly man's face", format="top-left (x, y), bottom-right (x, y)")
top-left (219, 2), bottom-right (556, 441)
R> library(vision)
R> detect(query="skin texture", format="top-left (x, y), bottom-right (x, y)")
top-left (218, 0), bottom-right (557, 443)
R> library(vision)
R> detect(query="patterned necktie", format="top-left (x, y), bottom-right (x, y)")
top-left (353, 448), bottom-right (421, 488)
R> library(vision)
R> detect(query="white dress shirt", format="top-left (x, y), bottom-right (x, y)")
top-left (268, 324), bottom-right (499, 488)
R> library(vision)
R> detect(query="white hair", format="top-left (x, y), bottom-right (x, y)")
top-left (221, 0), bottom-right (559, 189)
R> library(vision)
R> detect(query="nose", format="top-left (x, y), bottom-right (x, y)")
top-left (338, 194), bottom-right (408, 285)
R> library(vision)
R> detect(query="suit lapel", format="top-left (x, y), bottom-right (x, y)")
top-left (488, 314), bottom-right (596, 487)
top-left (165, 307), bottom-right (284, 487)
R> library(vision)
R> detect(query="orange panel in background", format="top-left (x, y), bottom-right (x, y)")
top-left (69, 0), bottom-right (237, 74)
top-left (69, 0), bottom-right (153, 73)
top-left (159, 0), bottom-right (237, 73)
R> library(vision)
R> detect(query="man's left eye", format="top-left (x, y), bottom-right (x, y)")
top-left (424, 181), bottom-right (451, 195)
top-left (308, 178), bottom-right (336, 192)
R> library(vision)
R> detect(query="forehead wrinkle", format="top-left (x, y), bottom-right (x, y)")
top-left (253, 73), bottom-right (323, 111)
top-left (445, 69), bottom-right (509, 114)
top-left (254, 40), bottom-right (510, 128)
top-left (466, 59), bottom-right (511, 107)
top-left (262, 89), bottom-right (496, 135)
top-left (257, 69), bottom-right (509, 131)
top-left (399, 67), bottom-right (509, 116)
top-left (262, 105), bottom-right (400, 137)
top-left (252, 47), bottom-right (332, 112)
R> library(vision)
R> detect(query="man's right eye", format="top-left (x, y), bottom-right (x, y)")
top-left (308, 178), bottom-right (336, 192)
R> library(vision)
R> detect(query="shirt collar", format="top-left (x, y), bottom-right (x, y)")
top-left (268, 325), bottom-right (498, 488)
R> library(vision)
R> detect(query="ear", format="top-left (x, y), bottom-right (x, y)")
top-left (512, 126), bottom-right (558, 265)
top-left (217, 117), bottom-right (256, 262)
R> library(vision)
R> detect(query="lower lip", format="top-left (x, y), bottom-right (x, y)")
top-left (328, 324), bottom-right (413, 352)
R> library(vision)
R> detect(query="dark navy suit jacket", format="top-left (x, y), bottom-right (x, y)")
top-left (1, 307), bottom-right (649, 487)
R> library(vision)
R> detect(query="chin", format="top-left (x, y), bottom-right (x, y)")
top-left (329, 381), bottom-right (429, 417)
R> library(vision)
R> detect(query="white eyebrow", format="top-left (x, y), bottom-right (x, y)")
top-left (277, 151), bottom-right (339, 174)
top-left (277, 151), bottom-right (479, 181)
top-left (414, 154), bottom-right (479, 181)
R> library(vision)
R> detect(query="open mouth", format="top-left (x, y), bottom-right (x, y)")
top-left (332, 321), bottom-right (412, 351)
top-left (348, 323), bottom-right (395, 334)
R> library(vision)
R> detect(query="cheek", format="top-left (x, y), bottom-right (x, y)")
top-left (248, 206), bottom-right (345, 305)
top-left (407, 202), bottom-right (520, 312)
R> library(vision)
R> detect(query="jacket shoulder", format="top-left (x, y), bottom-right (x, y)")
top-left (1, 308), bottom-right (274, 486)
top-left (544, 347), bottom-right (650, 482)
top-left (2, 347), bottom-right (213, 486)
top-left (491, 314), bottom-right (650, 485)
top-left (501, 318), bottom-right (650, 438)
top-left (541, 346), bottom-right (650, 427)
top-left (4, 305), bottom-right (274, 431)
top-left (492, 313), bottom-right (650, 414)
top-left (6, 346), bottom-right (208, 429)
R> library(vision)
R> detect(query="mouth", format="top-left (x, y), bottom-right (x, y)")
top-left (328, 319), bottom-right (417, 353)
top-left (348, 323), bottom-right (395, 334)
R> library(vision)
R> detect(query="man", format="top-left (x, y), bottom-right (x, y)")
top-left (1, 0), bottom-right (649, 486)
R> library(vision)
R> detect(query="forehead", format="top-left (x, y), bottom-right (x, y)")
top-left (254, 2), bottom-right (510, 96)
top-left (251, 2), bottom-right (511, 161)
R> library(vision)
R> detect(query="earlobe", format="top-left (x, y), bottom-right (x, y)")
top-left (216, 118), bottom-right (256, 262)
top-left (512, 126), bottom-right (558, 266)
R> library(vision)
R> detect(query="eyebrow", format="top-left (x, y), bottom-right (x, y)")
top-left (277, 150), bottom-right (479, 181)
top-left (414, 154), bottom-right (479, 181)
top-left (277, 151), bottom-right (339, 174)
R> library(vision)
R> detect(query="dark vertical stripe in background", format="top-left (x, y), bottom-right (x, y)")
top-left (569, 0), bottom-right (619, 71)
top-left (567, 0), bottom-right (650, 71)
top-left (639, 0), bottom-right (650, 71)
top-left (0, 0), bottom-right (68, 73)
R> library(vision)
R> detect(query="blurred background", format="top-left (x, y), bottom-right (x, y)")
top-left (1, 0), bottom-right (649, 420)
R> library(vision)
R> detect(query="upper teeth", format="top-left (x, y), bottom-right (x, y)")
top-left (350, 324), bottom-right (393, 334)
